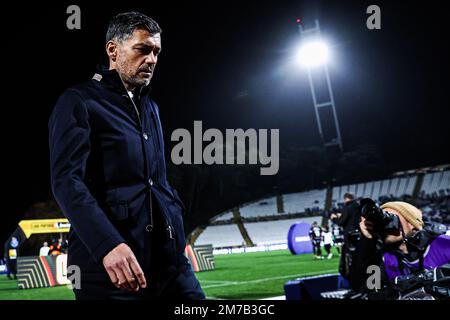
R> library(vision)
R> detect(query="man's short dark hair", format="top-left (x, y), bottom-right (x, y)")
top-left (106, 11), bottom-right (162, 43)
top-left (343, 193), bottom-right (354, 200)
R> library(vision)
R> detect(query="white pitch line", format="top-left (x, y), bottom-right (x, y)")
top-left (201, 270), bottom-right (337, 289)
top-left (260, 295), bottom-right (285, 300)
top-left (199, 280), bottom-right (236, 284)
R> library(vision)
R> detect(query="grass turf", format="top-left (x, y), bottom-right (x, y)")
top-left (196, 249), bottom-right (339, 299)
top-left (0, 249), bottom-right (339, 300)
top-left (0, 275), bottom-right (75, 300)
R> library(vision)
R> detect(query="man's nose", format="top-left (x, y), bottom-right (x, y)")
top-left (145, 52), bottom-right (157, 64)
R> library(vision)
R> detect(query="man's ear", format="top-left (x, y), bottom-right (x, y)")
top-left (106, 41), bottom-right (118, 62)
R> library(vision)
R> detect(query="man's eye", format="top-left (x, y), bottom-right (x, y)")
top-left (137, 47), bottom-right (151, 54)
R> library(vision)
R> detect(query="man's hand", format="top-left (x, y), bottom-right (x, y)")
top-left (359, 217), bottom-right (374, 239)
top-left (330, 213), bottom-right (341, 220)
top-left (102, 243), bottom-right (147, 291)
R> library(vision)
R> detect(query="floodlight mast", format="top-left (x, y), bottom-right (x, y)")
top-left (298, 19), bottom-right (343, 152)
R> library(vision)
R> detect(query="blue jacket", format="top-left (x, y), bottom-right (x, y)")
top-left (49, 67), bottom-right (189, 284)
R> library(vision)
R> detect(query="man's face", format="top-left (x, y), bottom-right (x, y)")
top-left (109, 29), bottom-right (161, 90)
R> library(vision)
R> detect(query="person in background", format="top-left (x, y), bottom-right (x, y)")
top-left (322, 225), bottom-right (334, 259)
top-left (39, 242), bottom-right (50, 256)
top-left (58, 238), bottom-right (68, 254)
top-left (4, 237), bottom-right (19, 280)
top-left (331, 223), bottom-right (344, 255)
top-left (309, 221), bottom-right (324, 260)
top-left (330, 193), bottom-right (361, 278)
top-left (48, 239), bottom-right (62, 256)
top-left (62, 239), bottom-right (69, 254)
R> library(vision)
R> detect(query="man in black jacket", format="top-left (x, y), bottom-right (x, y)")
top-left (330, 193), bottom-right (361, 279)
top-left (49, 12), bottom-right (204, 300)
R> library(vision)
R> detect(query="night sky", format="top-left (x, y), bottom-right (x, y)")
top-left (2, 0), bottom-right (449, 247)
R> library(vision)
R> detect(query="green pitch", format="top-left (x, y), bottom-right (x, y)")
top-left (0, 249), bottom-right (339, 300)
top-left (196, 249), bottom-right (340, 299)
top-left (0, 274), bottom-right (75, 300)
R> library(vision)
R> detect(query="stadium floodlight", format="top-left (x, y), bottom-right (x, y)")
top-left (297, 19), bottom-right (343, 152)
top-left (296, 40), bottom-right (330, 68)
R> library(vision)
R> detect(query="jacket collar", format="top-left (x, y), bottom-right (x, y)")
top-left (92, 65), bottom-right (152, 98)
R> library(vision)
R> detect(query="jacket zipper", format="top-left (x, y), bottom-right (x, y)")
top-left (125, 93), bottom-right (174, 239)
top-left (148, 104), bottom-right (176, 242)
top-left (152, 189), bottom-right (176, 245)
top-left (125, 93), bottom-right (155, 232)
top-left (150, 107), bottom-right (163, 183)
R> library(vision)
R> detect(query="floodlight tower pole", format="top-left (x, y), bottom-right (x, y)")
top-left (298, 19), bottom-right (343, 152)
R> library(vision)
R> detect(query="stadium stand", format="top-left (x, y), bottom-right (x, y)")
top-left (214, 189), bottom-right (325, 222)
top-left (195, 224), bottom-right (245, 247)
top-left (213, 211), bottom-right (234, 222)
top-left (332, 175), bottom-right (420, 208)
top-left (283, 189), bottom-right (326, 214)
top-left (239, 197), bottom-right (277, 218)
top-left (421, 170), bottom-right (450, 194)
top-left (244, 217), bottom-right (322, 246)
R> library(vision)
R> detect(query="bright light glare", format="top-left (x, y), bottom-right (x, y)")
top-left (296, 41), bottom-right (330, 68)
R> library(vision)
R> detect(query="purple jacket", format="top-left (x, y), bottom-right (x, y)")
top-left (383, 235), bottom-right (450, 280)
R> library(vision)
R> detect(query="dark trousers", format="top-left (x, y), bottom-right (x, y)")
top-left (339, 242), bottom-right (350, 279)
top-left (312, 241), bottom-right (322, 256)
top-left (6, 259), bottom-right (17, 277)
top-left (74, 267), bottom-right (205, 300)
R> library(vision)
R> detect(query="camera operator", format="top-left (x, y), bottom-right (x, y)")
top-left (330, 193), bottom-right (361, 279)
top-left (349, 200), bottom-right (450, 299)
